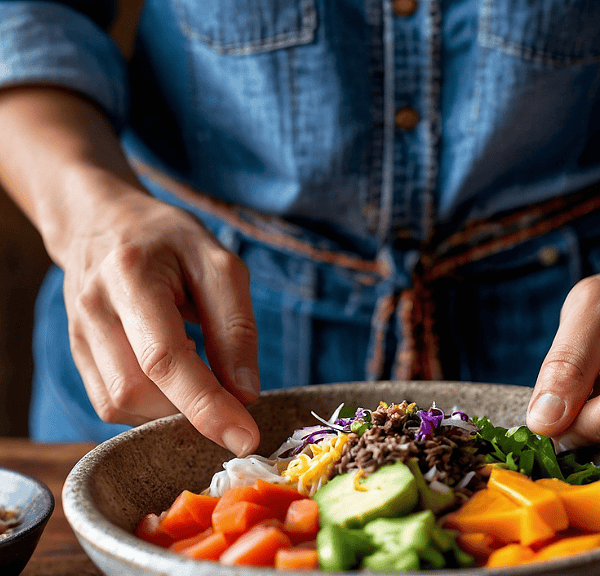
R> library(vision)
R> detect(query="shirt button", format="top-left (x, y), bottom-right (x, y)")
top-left (395, 107), bottom-right (420, 130)
top-left (393, 0), bottom-right (418, 17)
top-left (538, 246), bottom-right (560, 267)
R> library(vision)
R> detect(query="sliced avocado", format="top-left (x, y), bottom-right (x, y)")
top-left (317, 524), bottom-right (375, 571)
top-left (313, 461), bottom-right (418, 528)
top-left (362, 548), bottom-right (420, 572)
top-left (406, 458), bottom-right (456, 514)
top-left (363, 509), bottom-right (434, 553)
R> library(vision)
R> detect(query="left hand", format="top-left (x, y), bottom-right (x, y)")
top-left (527, 275), bottom-right (600, 451)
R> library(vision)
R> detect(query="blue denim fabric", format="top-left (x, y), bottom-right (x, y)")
top-left (2, 0), bottom-right (600, 440)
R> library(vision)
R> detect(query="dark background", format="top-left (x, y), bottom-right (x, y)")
top-left (0, 187), bottom-right (50, 436)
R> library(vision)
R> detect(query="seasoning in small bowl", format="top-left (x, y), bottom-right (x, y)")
top-left (0, 504), bottom-right (21, 539)
top-left (0, 468), bottom-right (54, 576)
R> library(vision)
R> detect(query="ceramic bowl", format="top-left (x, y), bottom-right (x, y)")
top-left (63, 381), bottom-right (600, 576)
top-left (0, 468), bottom-right (54, 575)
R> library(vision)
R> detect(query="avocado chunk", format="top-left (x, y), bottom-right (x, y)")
top-left (406, 458), bottom-right (456, 514)
top-left (362, 548), bottom-right (420, 572)
top-left (363, 509), bottom-right (434, 553)
top-left (313, 461), bottom-right (418, 528)
top-left (317, 524), bottom-right (375, 571)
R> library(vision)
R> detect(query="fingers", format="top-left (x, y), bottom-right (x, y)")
top-left (104, 244), bottom-right (260, 456)
top-left (184, 245), bottom-right (261, 405)
top-left (527, 276), bottom-right (600, 445)
top-left (71, 280), bottom-right (179, 422)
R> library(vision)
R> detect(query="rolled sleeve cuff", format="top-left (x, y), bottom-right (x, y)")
top-left (0, 1), bottom-right (128, 129)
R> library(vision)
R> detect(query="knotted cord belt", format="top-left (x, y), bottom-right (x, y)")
top-left (374, 188), bottom-right (600, 382)
top-left (131, 158), bottom-right (599, 384)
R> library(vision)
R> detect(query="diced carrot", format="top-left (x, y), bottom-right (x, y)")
top-left (180, 531), bottom-right (232, 560)
top-left (455, 532), bottom-right (501, 564)
top-left (157, 490), bottom-right (219, 541)
top-left (135, 512), bottom-right (174, 547)
top-left (219, 523), bottom-right (292, 566)
top-left (534, 532), bottom-right (600, 563)
top-left (212, 500), bottom-right (275, 535)
top-left (168, 527), bottom-right (214, 553)
top-left (488, 468), bottom-right (568, 532)
top-left (275, 547), bottom-right (320, 570)
top-left (283, 498), bottom-right (320, 543)
top-left (485, 543), bottom-right (536, 567)
top-left (536, 477), bottom-right (600, 532)
top-left (253, 479), bottom-right (306, 519)
top-left (213, 485), bottom-right (262, 512)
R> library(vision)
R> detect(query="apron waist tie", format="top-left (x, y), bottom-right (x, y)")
top-left (368, 187), bottom-right (600, 382)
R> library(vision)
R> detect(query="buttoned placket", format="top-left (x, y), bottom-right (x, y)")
top-left (366, 0), bottom-right (443, 382)
top-left (375, 0), bottom-right (441, 247)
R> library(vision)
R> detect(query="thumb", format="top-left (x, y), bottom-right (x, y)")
top-left (527, 277), bottom-right (600, 440)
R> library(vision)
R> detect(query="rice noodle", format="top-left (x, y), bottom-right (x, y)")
top-left (208, 455), bottom-right (289, 497)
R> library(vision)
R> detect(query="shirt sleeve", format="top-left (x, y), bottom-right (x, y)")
top-left (0, 1), bottom-right (129, 130)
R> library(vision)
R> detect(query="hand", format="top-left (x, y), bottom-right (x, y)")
top-left (62, 188), bottom-right (261, 456)
top-left (526, 275), bottom-right (600, 451)
top-left (0, 86), bottom-right (261, 456)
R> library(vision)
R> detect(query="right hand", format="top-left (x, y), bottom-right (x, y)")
top-left (0, 86), bottom-right (260, 455)
top-left (61, 188), bottom-right (261, 456)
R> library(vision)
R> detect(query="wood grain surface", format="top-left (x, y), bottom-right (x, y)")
top-left (0, 438), bottom-right (101, 576)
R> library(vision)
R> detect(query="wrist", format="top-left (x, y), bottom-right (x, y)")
top-left (36, 161), bottom-right (150, 268)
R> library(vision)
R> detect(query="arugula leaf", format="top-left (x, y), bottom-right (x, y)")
top-left (518, 449), bottom-right (535, 477)
top-left (473, 417), bottom-right (565, 480)
top-left (558, 453), bottom-right (600, 485)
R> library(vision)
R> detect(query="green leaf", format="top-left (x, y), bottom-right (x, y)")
top-left (559, 453), bottom-right (600, 485)
top-left (518, 449), bottom-right (535, 477)
top-left (505, 452), bottom-right (518, 471)
top-left (339, 404), bottom-right (358, 419)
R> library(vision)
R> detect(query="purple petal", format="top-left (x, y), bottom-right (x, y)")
top-left (417, 409), bottom-right (444, 441)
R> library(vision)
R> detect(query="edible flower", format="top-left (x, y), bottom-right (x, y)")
top-left (416, 408), bottom-right (445, 441)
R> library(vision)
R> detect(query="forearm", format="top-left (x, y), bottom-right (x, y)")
top-left (0, 86), bottom-right (146, 267)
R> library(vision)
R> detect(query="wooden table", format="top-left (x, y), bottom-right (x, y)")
top-left (0, 438), bottom-right (102, 576)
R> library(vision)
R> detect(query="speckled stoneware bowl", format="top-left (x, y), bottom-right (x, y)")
top-left (63, 381), bottom-right (600, 576)
top-left (0, 468), bottom-right (54, 575)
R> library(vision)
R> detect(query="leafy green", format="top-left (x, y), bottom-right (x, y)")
top-left (472, 417), bottom-right (563, 480)
top-left (558, 452), bottom-right (600, 485)
top-left (472, 416), bottom-right (600, 484)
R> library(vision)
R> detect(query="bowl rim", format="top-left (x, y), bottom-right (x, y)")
top-left (63, 382), bottom-right (600, 575)
top-left (0, 467), bottom-right (55, 549)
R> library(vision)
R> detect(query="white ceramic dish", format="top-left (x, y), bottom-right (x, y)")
top-left (63, 381), bottom-right (600, 575)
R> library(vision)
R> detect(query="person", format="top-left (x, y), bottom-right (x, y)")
top-left (1, 0), bottom-right (599, 456)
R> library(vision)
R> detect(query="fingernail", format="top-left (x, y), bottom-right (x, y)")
top-left (222, 426), bottom-right (255, 457)
top-left (529, 393), bottom-right (567, 425)
top-left (235, 367), bottom-right (260, 399)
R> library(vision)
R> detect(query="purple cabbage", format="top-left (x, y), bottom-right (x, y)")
top-left (416, 408), bottom-right (445, 441)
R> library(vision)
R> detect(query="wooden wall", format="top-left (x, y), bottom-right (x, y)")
top-left (0, 188), bottom-right (50, 436)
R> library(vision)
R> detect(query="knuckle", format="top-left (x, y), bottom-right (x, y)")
top-left (139, 342), bottom-right (178, 383)
top-left (542, 345), bottom-right (587, 382)
top-left (73, 284), bottom-right (104, 320)
top-left (94, 400), bottom-right (122, 423)
top-left (225, 313), bottom-right (258, 346)
top-left (185, 383), bottom-right (222, 426)
top-left (109, 244), bottom-right (145, 273)
top-left (209, 249), bottom-right (249, 281)
top-left (105, 373), bottom-right (136, 412)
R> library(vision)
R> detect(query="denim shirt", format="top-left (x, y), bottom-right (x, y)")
top-left (3, 0), bottom-right (600, 441)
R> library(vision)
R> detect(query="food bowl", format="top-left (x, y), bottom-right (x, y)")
top-left (0, 468), bottom-right (55, 575)
top-left (63, 381), bottom-right (600, 576)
